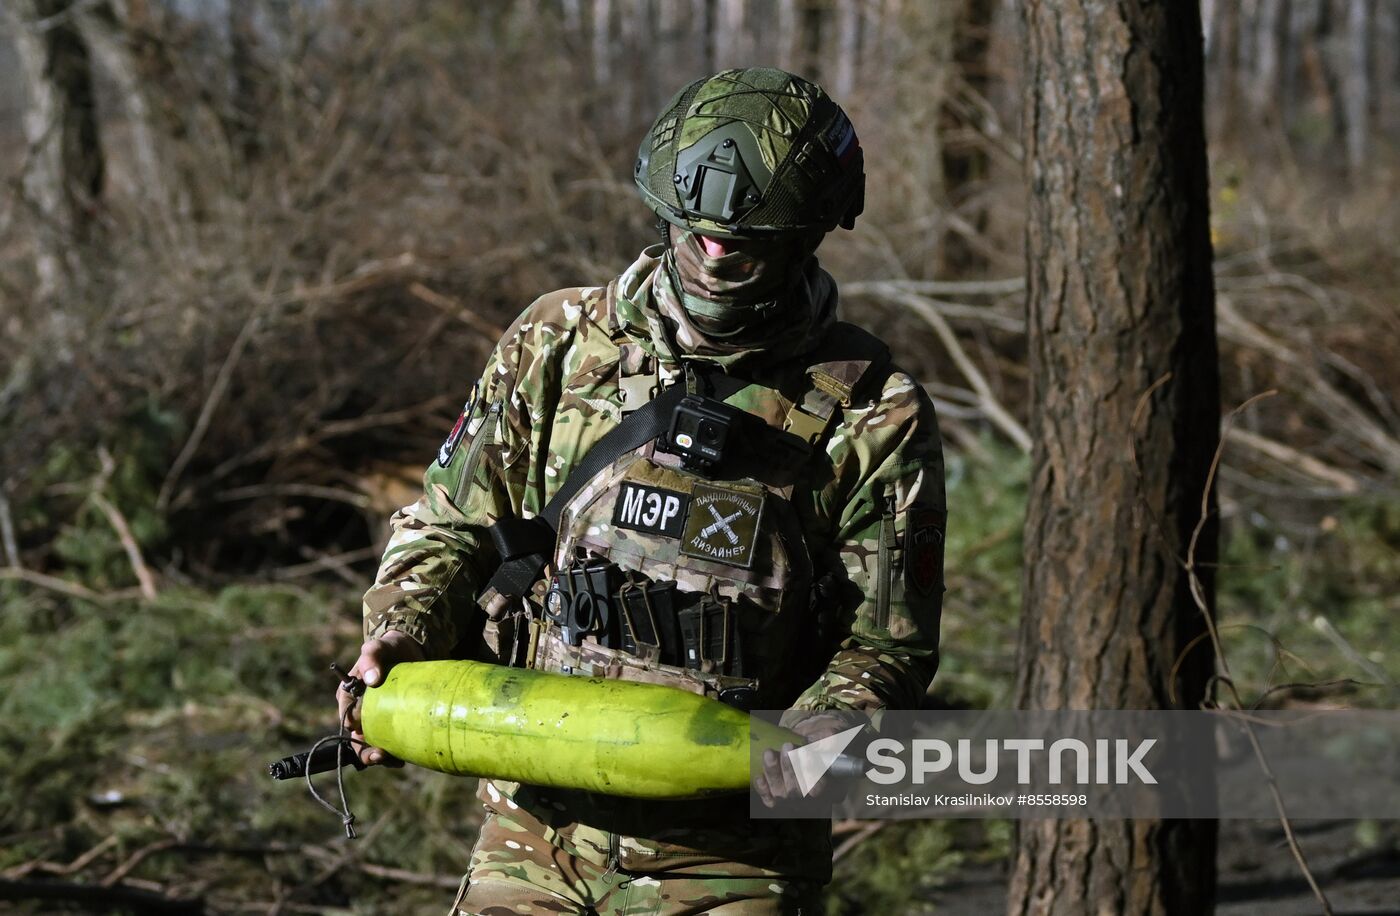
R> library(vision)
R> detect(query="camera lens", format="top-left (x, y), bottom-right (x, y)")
top-left (701, 422), bottom-right (720, 445)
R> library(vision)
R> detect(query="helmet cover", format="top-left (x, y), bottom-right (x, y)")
top-left (634, 68), bottom-right (865, 239)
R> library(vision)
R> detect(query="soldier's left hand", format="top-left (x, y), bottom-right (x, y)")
top-left (753, 714), bottom-right (848, 808)
top-left (335, 629), bottom-right (426, 767)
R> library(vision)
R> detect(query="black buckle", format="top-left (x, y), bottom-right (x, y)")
top-left (545, 560), bottom-right (620, 647)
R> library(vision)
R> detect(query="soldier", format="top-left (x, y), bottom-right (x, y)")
top-left (337, 68), bottom-right (945, 915)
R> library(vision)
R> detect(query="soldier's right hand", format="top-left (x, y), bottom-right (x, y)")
top-left (336, 629), bottom-right (426, 767)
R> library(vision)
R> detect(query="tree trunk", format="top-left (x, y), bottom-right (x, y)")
top-left (562, 0), bottom-right (583, 36)
top-left (882, 0), bottom-right (958, 275)
top-left (832, 0), bottom-right (860, 98)
top-left (1379, 0), bottom-right (1400, 138)
top-left (7, 0), bottom-right (105, 304)
top-left (1250, 0), bottom-right (1288, 128)
top-left (226, 0), bottom-right (262, 164)
top-left (613, 0), bottom-right (641, 122)
top-left (798, 1), bottom-right (823, 85)
top-left (592, 0), bottom-right (612, 87)
top-left (1311, 0), bottom-right (1348, 152)
top-left (74, 0), bottom-right (174, 223)
top-left (939, 0), bottom-right (996, 275)
top-left (1342, 0), bottom-right (1372, 171)
top-left (1010, 1), bottom-right (1221, 914)
top-left (775, 0), bottom-right (798, 73)
top-left (694, 0), bottom-right (715, 75)
top-left (714, 0), bottom-right (746, 71)
top-left (638, 0), bottom-right (663, 118)
top-left (1206, 0), bottom-right (1240, 142)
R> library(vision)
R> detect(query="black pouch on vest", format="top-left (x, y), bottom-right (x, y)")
top-left (678, 597), bottom-right (743, 677)
top-left (617, 579), bottom-right (684, 666)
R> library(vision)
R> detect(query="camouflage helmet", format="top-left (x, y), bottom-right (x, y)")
top-left (633, 68), bottom-right (865, 239)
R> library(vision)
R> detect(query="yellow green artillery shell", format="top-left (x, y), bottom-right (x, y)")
top-left (360, 660), bottom-right (797, 799)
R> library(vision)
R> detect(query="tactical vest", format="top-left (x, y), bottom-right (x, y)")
top-left (506, 284), bottom-right (890, 710)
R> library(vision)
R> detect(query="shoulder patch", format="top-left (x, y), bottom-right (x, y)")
top-left (438, 383), bottom-right (478, 467)
top-left (906, 507), bottom-right (946, 596)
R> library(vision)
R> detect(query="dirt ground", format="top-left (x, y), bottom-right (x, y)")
top-left (930, 821), bottom-right (1400, 916)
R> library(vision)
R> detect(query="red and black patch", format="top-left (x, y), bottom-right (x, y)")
top-left (437, 386), bottom-right (477, 467)
top-left (906, 508), bottom-right (945, 596)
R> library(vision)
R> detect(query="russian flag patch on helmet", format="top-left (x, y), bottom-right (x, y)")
top-left (826, 114), bottom-right (860, 167)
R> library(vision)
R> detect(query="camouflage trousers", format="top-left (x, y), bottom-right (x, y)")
top-left (451, 813), bottom-right (823, 915)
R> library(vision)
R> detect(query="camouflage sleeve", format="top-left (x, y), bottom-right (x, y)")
top-left (360, 305), bottom-right (541, 657)
top-left (792, 370), bottom-right (946, 712)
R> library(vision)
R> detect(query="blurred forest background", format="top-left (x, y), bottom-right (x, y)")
top-left (0, 1), bottom-right (1397, 913)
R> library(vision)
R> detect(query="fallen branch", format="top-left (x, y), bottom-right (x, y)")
top-left (882, 287), bottom-right (1031, 452)
top-left (96, 839), bottom-right (296, 891)
top-left (844, 280), bottom-right (1026, 332)
top-left (0, 567), bottom-right (132, 603)
top-left (213, 483), bottom-right (371, 510)
top-left (407, 281), bottom-right (507, 340)
top-left (356, 861), bottom-right (461, 889)
top-left (1217, 466), bottom-right (1358, 502)
top-left (91, 492), bottom-right (158, 600)
top-left (2, 835), bottom-right (118, 880)
top-left (302, 814), bottom-right (393, 887)
top-left (272, 252), bottom-right (422, 309)
top-left (832, 821), bottom-right (887, 863)
top-left (204, 394), bottom-right (455, 486)
top-left (0, 876), bottom-right (202, 914)
top-left (844, 277), bottom-right (1026, 297)
top-left (1218, 297), bottom-right (1400, 476)
top-left (158, 300), bottom-right (267, 511)
top-left (271, 546), bottom-right (381, 583)
top-left (89, 446), bottom-right (158, 600)
top-left (1223, 427), bottom-right (1362, 494)
top-left (1310, 614), bottom-right (1394, 686)
top-left (1250, 677), bottom-right (1376, 709)
top-left (851, 275), bottom-right (1399, 491)
top-left (102, 838), bottom-right (180, 886)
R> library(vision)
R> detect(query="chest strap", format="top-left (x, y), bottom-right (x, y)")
top-left (486, 383), bottom-right (688, 598)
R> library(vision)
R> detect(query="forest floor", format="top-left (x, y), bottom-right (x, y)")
top-left (3, 441), bottom-right (1397, 914)
top-left (1214, 821), bottom-right (1400, 916)
top-left (931, 820), bottom-right (1400, 916)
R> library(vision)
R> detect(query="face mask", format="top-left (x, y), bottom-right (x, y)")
top-left (666, 228), bottom-right (816, 336)
top-left (647, 242), bottom-right (839, 365)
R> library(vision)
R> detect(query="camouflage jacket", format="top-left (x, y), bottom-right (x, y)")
top-left (362, 247), bottom-right (945, 877)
